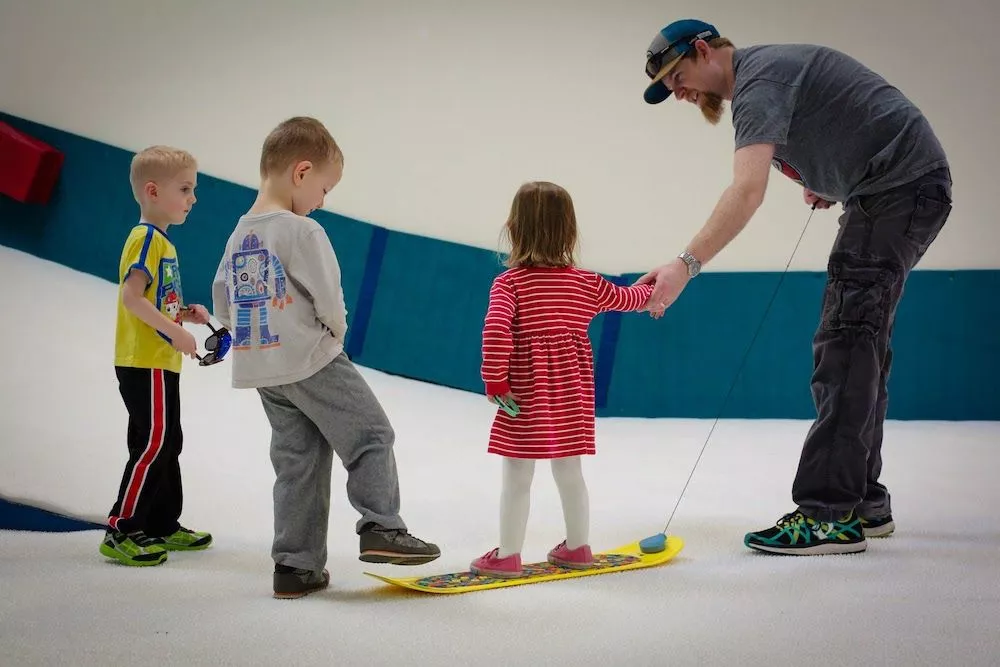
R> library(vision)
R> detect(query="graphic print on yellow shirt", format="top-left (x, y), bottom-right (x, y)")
top-left (114, 223), bottom-right (185, 373)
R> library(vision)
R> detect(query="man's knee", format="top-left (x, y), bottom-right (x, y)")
top-left (820, 253), bottom-right (900, 337)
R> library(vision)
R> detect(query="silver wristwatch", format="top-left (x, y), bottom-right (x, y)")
top-left (678, 251), bottom-right (702, 277)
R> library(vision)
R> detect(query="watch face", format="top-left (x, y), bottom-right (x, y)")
top-left (680, 252), bottom-right (700, 276)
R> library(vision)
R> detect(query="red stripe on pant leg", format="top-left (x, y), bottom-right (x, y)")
top-left (118, 369), bottom-right (167, 524)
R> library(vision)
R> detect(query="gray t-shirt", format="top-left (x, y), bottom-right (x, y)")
top-left (211, 210), bottom-right (348, 389)
top-left (731, 44), bottom-right (949, 202)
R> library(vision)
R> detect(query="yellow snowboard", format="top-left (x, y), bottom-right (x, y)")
top-left (364, 536), bottom-right (684, 594)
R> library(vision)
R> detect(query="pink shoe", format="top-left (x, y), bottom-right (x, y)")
top-left (470, 548), bottom-right (523, 578)
top-left (547, 540), bottom-right (594, 569)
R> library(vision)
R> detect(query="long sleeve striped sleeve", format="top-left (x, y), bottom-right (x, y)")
top-left (481, 274), bottom-right (517, 396)
top-left (594, 276), bottom-right (654, 313)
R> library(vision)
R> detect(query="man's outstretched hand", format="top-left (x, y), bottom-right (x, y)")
top-left (634, 259), bottom-right (690, 319)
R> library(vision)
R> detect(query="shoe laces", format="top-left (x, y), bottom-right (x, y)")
top-left (776, 511), bottom-right (850, 533)
top-left (776, 512), bottom-right (807, 528)
top-left (127, 531), bottom-right (162, 548)
top-left (774, 512), bottom-right (822, 538)
top-left (374, 527), bottom-right (426, 548)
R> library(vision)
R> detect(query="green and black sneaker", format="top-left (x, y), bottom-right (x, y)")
top-left (744, 510), bottom-right (867, 555)
top-left (99, 530), bottom-right (168, 566)
top-left (156, 527), bottom-right (213, 551)
top-left (860, 514), bottom-right (895, 538)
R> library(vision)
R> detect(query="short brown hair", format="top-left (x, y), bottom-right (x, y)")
top-left (129, 146), bottom-right (197, 199)
top-left (682, 36), bottom-right (734, 60)
top-left (502, 181), bottom-right (578, 268)
top-left (259, 116), bottom-right (343, 178)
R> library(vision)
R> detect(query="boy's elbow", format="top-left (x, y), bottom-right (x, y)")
top-left (120, 288), bottom-right (138, 311)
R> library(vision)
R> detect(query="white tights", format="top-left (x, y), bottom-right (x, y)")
top-left (497, 456), bottom-right (589, 558)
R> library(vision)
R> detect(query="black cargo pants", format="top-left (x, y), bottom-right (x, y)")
top-left (792, 167), bottom-right (952, 522)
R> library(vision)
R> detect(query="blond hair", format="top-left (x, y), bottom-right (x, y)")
top-left (502, 181), bottom-right (578, 268)
top-left (129, 146), bottom-right (197, 200)
top-left (259, 116), bottom-right (343, 178)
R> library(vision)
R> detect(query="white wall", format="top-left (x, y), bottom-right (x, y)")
top-left (1, 0), bottom-right (996, 273)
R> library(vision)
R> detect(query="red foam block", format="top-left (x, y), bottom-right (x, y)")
top-left (0, 122), bottom-right (65, 204)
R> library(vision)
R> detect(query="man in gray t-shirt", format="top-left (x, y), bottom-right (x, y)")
top-left (635, 19), bottom-right (953, 556)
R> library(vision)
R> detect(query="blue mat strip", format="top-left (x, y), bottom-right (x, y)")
top-left (344, 226), bottom-right (389, 359)
top-left (0, 497), bottom-right (103, 533)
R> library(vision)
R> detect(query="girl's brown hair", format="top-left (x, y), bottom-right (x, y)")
top-left (502, 181), bottom-right (578, 268)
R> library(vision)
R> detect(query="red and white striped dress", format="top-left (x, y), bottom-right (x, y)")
top-left (481, 266), bottom-right (654, 459)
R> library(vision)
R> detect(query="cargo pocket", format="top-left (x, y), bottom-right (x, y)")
top-left (821, 261), bottom-right (896, 337)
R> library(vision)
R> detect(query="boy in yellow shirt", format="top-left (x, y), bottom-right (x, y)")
top-left (100, 146), bottom-right (213, 567)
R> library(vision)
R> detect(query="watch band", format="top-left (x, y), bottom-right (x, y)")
top-left (678, 251), bottom-right (701, 277)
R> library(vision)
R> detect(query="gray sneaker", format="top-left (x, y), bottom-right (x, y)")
top-left (359, 526), bottom-right (441, 565)
top-left (273, 564), bottom-right (330, 599)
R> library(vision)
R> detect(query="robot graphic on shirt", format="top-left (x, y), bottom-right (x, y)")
top-left (229, 230), bottom-right (291, 350)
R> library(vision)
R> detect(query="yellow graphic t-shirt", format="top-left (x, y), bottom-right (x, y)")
top-left (114, 223), bottom-right (185, 373)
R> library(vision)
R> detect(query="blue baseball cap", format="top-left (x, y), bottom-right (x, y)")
top-left (643, 19), bottom-right (720, 104)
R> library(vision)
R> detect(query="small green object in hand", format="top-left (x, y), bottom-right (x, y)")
top-left (495, 395), bottom-right (520, 417)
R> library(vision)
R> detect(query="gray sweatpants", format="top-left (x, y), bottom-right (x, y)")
top-left (792, 167), bottom-right (952, 522)
top-left (257, 352), bottom-right (407, 572)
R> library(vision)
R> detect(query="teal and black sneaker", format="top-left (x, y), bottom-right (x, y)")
top-left (744, 510), bottom-right (867, 555)
top-left (99, 530), bottom-right (168, 566)
top-left (156, 527), bottom-right (213, 551)
top-left (860, 514), bottom-right (895, 538)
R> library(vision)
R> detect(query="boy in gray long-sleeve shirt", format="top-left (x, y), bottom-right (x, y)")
top-left (211, 116), bottom-right (440, 599)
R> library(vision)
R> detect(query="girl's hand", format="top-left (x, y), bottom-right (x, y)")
top-left (488, 392), bottom-right (518, 405)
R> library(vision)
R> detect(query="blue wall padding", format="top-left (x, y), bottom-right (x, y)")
top-left (593, 274), bottom-right (632, 410)
top-left (351, 229), bottom-right (506, 393)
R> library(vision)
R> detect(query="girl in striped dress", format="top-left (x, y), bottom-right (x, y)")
top-left (470, 181), bottom-right (655, 578)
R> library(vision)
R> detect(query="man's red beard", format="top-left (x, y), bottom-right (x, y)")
top-left (699, 91), bottom-right (725, 125)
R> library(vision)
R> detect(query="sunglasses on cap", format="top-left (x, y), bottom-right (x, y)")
top-left (645, 28), bottom-right (718, 79)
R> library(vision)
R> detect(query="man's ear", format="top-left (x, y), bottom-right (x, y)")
top-left (694, 39), bottom-right (712, 61)
top-left (143, 181), bottom-right (157, 199)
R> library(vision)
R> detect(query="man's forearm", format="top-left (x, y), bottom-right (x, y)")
top-left (685, 183), bottom-right (764, 265)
